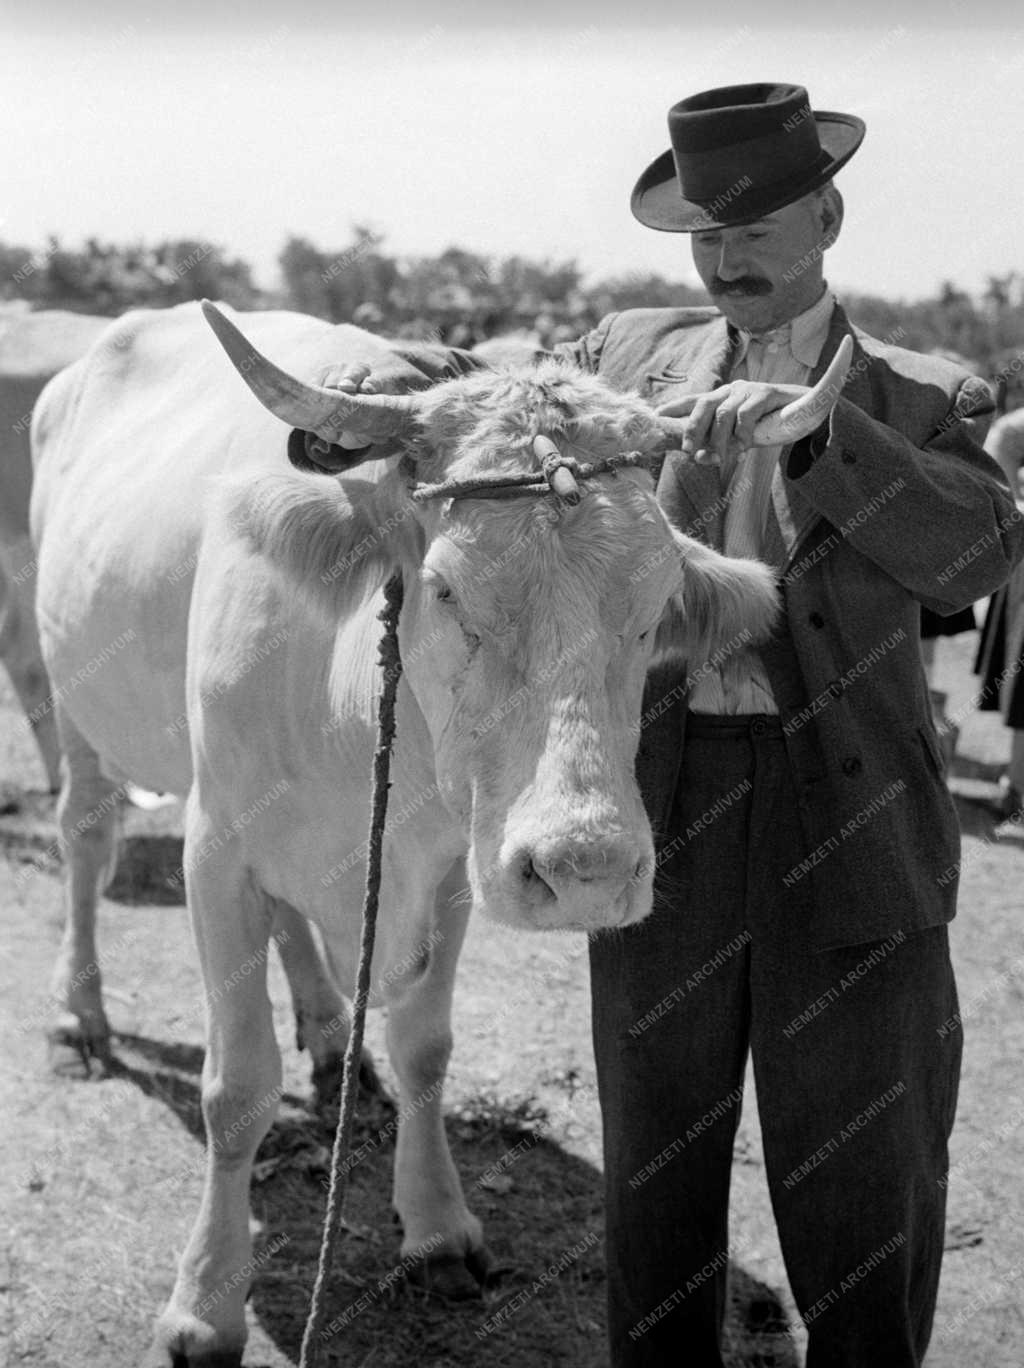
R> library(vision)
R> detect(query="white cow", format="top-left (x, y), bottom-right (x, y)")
top-left (32, 300), bottom-right (837, 1365)
top-left (0, 308), bottom-right (107, 790)
top-left (20, 312), bottom-right (359, 1094)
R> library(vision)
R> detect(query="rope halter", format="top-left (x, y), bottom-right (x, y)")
top-left (409, 438), bottom-right (658, 505)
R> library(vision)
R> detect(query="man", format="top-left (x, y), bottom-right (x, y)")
top-left (560, 83), bottom-right (1022, 1368)
top-left (327, 83), bottom-right (1022, 1368)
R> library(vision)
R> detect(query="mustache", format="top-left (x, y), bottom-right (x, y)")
top-left (709, 276), bottom-right (773, 297)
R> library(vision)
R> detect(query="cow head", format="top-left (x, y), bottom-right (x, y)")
top-left (202, 303), bottom-right (846, 933)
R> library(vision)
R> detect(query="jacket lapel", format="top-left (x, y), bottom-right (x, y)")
top-left (766, 302), bottom-right (868, 570)
top-left (653, 317), bottom-right (738, 548)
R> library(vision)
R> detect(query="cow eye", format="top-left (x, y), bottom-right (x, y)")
top-left (435, 583), bottom-right (454, 604)
top-left (638, 630), bottom-right (650, 643)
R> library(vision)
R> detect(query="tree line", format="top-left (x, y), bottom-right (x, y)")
top-left (2, 229), bottom-right (1022, 397)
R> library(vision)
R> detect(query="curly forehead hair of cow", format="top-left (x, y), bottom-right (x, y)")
top-left (404, 359), bottom-right (666, 481)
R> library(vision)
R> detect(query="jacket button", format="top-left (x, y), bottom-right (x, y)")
top-left (809, 611), bottom-right (825, 629)
top-left (827, 679), bottom-right (843, 699)
top-left (842, 756), bottom-right (862, 776)
top-left (841, 450), bottom-right (856, 464)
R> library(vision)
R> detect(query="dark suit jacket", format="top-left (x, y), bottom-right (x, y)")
top-left (559, 303), bottom-right (1024, 949)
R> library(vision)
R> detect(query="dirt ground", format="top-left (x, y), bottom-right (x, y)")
top-left (1, 630), bottom-right (1022, 1368)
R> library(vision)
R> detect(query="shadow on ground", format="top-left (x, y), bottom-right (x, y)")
top-left (102, 1033), bottom-right (798, 1368)
top-left (0, 787), bottom-right (185, 904)
top-left (105, 833), bottom-right (185, 904)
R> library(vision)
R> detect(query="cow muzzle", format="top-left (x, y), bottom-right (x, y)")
top-left (489, 829), bottom-right (654, 932)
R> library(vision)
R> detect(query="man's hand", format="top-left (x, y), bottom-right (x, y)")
top-left (657, 380), bottom-right (815, 465)
top-left (314, 362), bottom-right (379, 449)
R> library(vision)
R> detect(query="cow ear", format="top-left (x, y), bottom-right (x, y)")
top-left (654, 532), bottom-right (780, 668)
top-left (223, 471), bottom-right (395, 627)
top-left (287, 428), bottom-right (376, 474)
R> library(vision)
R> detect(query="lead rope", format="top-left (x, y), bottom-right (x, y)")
top-left (298, 569), bottom-right (405, 1368)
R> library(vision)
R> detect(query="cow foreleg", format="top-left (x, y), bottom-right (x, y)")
top-left (383, 857), bottom-right (489, 1298)
top-left (269, 898), bottom-right (380, 1112)
top-left (149, 813), bottom-right (281, 1368)
top-left (48, 706), bottom-right (122, 1074)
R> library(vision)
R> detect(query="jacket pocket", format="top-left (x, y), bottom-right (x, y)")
top-left (642, 369), bottom-right (691, 399)
top-left (647, 364), bottom-right (691, 383)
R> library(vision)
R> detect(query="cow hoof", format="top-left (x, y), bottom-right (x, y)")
top-left (407, 1245), bottom-right (494, 1301)
top-left (46, 1024), bottom-right (113, 1079)
top-left (144, 1318), bottom-right (244, 1367)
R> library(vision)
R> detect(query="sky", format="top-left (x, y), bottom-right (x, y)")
top-left (2, 2), bottom-right (1023, 303)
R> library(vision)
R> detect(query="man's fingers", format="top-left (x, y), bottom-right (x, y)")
top-left (673, 381), bottom-right (814, 463)
top-left (310, 363), bottom-right (381, 448)
top-left (709, 398), bottom-right (743, 462)
top-left (336, 362), bottom-right (371, 391)
top-left (733, 393), bottom-right (775, 448)
top-left (656, 393), bottom-right (701, 418)
top-left (681, 394), bottom-right (723, 456)
top-left (318, 362), bottom-right (376, 394)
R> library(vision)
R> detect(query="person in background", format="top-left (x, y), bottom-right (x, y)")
top-left (975, 404), bottom-right (1024, 820)
top-left (921, 605), bottom-right (976, 770)
top-left (921, 350), bottom-right (991, 772)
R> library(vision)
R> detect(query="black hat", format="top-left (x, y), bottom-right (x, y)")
top-left (631, 82), bottom-right (865, 233)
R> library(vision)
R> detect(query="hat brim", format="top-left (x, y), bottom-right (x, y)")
top-left (631, 111), bottom-right (865, 232)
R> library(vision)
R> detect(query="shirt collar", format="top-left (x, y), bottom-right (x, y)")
top-left (733, 286), bottom-right (836, 369)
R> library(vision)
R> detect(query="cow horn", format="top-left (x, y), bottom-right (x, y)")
top-left (656, 333), bottom-right (855, 452)
top-left (201, 301), bottom-right (418, 442)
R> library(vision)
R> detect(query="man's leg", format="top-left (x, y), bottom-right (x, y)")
top-left (590, 719), bottom-right (757, 1367)
top-left (751, 927), bottom-right (960, 1368)
top-left (744, 731), bottom-right (961, 1367)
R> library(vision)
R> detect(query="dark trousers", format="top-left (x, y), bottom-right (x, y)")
top-left (590, 714), bottom-right (962, 1367)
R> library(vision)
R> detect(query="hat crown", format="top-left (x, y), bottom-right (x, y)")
top-left (666, 83), bottom-right (834, 219)
top-left (670, 83), bottom-right (816, 152)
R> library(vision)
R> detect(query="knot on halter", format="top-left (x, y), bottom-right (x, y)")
top-left (533, 435), bottom-right (581, 505)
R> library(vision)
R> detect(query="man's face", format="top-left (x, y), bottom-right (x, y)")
top-left (690, 193), bottom-right (832, 333)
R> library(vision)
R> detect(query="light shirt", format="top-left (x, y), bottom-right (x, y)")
top-left (689, 287), bottom-right (836, 715)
